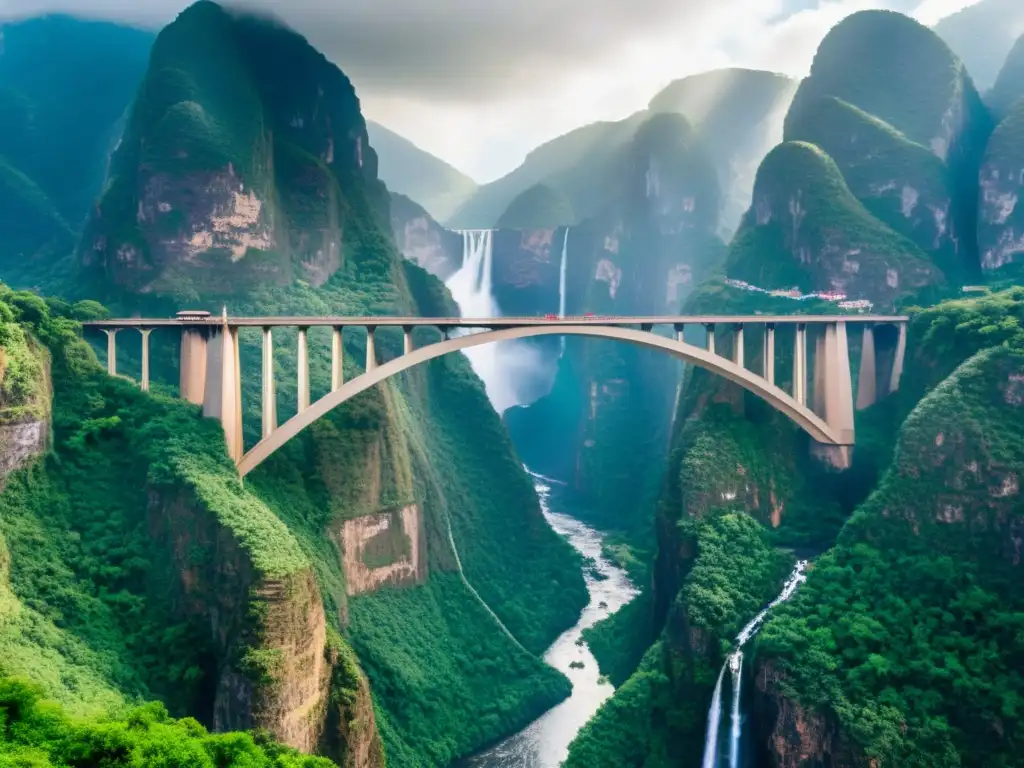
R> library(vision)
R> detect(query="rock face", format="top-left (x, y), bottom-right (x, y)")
top-left (79, 0), bottom-right (381, 305)
top-left (0, 326), bottom-right (50, 487)
top-left (786, 9), bottom-right (993, 280)
top-left (978, 101), bottom-right (1024, 271)
top-left (752, 661), bottom-right (867, 768)
top-left (727, 141), bottom-right (940, 307)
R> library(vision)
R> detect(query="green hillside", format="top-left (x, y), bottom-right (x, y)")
top-left (367, 120), bottom-right (478, 222)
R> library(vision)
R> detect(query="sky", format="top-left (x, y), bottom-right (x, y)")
top-left (0, 0), bottom-right (983, 182)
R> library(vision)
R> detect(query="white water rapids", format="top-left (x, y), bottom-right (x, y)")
top-left (701, 560), bottom-right (808, 768)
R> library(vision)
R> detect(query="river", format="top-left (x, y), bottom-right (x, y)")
top-left (460, 472), bottom-right (639, 768)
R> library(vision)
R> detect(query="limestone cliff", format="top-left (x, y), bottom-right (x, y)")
top-left (978, 100), bottom-right (1024, 272)
top-left (0, 319), bottom-right (49, 487)
top-left (79, 0), bottom-right (381, 306)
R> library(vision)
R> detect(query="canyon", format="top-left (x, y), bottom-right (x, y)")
top-left (0, 1), bottom-right (1022, 767)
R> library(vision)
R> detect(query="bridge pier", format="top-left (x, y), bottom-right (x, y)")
top-left (890, 321), bottom-right (907, 394)
top-left (733, 324), bottom-right (744, 367)
top-left (812, 322), bottom-right (854, 469)
top-left (404, 326), bottom-right (414, 356)
top-left (856, 325), bottom-right (878, 410)
top-left (262, 328), bottom-right (277, 438)
top-left (793, 324), bottom-right (807, 406)
top-left (297, 327), bottom-right (310, 414)
top-left (331, 327), bottom-right (344, 392)
top-left (102, 329), bottom-right (118, 376)
top-left (763, 324), bottom-right (775, 385)
top-left (203, 325), bottom-right (243, 463)
top-left (180, 328), bottom-right (208, 405)
top-left (705, 324), bottom-right (716, 354)
top-left (366, 327), bottom-right (377, 372)
top-left (139, 329), bottom-right (152, 391)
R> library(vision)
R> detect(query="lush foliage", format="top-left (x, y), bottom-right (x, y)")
top-left (757, 343), bottom-right (1024, 766)
top-left (0, 677), bottom-right (334, 767)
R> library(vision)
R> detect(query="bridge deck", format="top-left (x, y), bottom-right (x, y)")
top-left (82, 314), bottom-right (909, 328)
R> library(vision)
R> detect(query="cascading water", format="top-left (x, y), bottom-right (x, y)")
top-left (701, 560), bottom-right (808, 768)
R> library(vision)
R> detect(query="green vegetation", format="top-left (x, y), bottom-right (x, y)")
top-left (757, 338), bottom-right (1024, 767)
top-left (496, 184), bottom-right (575, 229)
top-left (0, 676), bottom-right (334, 767)
top-left (989, 34), bottom-right (1024, 119)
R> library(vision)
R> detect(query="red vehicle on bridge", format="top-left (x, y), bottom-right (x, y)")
top-left (544, 313), bottom-right (558, 320)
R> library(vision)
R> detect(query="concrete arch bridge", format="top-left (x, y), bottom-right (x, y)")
top-left (83, 313), bottom-right (908, 477)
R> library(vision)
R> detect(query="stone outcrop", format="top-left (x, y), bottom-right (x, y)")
top-left (978, 101), bottom-right (1024, 271)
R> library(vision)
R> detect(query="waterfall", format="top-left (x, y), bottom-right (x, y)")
top-left (700, 560), bottom-right (808, 767)
top-left (728, 653), bottom-right (743, 767)
top-left (446, 230), bottom-right (547, 414)
top-left (701, 665), bottom-right (726, 768)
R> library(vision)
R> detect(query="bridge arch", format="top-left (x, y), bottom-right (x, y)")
top-left (237, 324), bottom-right (842, 477)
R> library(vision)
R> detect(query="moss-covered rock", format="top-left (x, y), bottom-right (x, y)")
top-left (727, 141), bottom-right (941, 306)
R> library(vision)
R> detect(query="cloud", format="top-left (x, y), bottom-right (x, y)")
top-left (0, 0), bottom-right (982, 180)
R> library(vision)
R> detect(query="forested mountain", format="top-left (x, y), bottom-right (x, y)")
top-left (366, 121), bottom-right (478, 222)
top-left (0, 16), bottom-right (153, 288)
top-left (933, 0), bottom-right (1024, 91)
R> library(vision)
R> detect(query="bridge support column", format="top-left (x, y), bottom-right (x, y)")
top-left (262, 328), bottom-right (276, 438)
top-left (331, 327), bottom-right (344, 392)
top-left (102, 329), bottom-right (118, 376)
top-left (139, 329), bottom-right (152, 391)
top-left (811, 322), bottom-right (854, 469)
top-left (889, 321), bottom-right (907, 394)
top-left (203, 326), bottom-right (243, 464)
top-left (856, 325), bottom-right (877, 410)
top-left (180, 328), bottom-right (208, 405)
top-left (733, 324), bottom-right (744, 367)
top-left (705, 324), bottom-right (716, 355)
top-left (297, 327), bottom-right (310, 414)
top-left (366, 326), bottom-right (377, 372)
top-left (674, 324), bottom-right (684, 344)
top-left (403, 326), bottom-right (414, 356)
top-left (793, 324), bottom-right (807, 405)
top-left (763, 324), bottom-right (775, 385)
